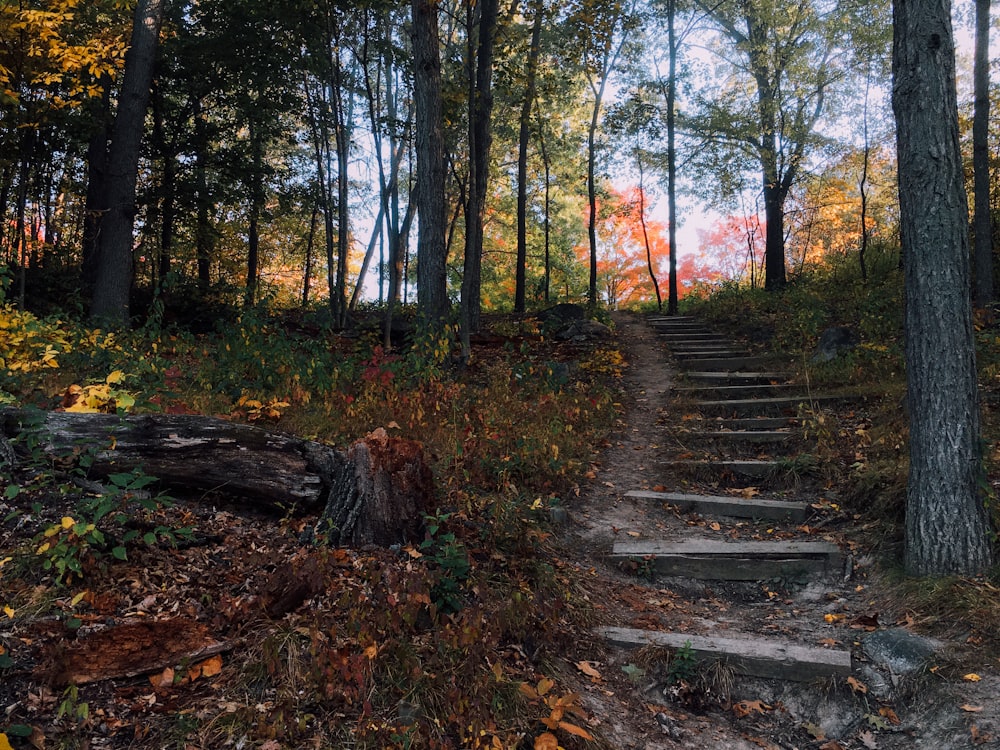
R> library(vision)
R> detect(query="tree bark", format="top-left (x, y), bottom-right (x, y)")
top-left (412, 0), bottom-right (450, 325)
top-left (892, 0), bottom-right (994, 576)
top-left (90, 0), bottom-right (164, 327)
top-left (1, 411), bottom-right (431, 548)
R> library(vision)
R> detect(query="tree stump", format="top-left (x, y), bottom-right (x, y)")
top-left (1, 409), bottom-right (431, 548)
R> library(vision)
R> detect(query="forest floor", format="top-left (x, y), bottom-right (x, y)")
top-left (554, 311), bottom-right (1000, 750)
top-left (1, 308), bottom-right (998, 750)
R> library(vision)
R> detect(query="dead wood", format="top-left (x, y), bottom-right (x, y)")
top-left (0, 409), bottom-right (430, 547)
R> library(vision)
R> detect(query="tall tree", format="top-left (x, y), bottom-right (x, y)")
top-left (893, 0), bottom-right (993, 576)
top-left (514, 0), bottom-right (546, 314)
top-left (460, 0), bottom-right (500, 353)
top-left (90, 0), bottom-right (164, 326)
top-left (567, 0), bottom-right (637, 308)
top-left (412, 0), bottom-right (450, 325)
top-left (690, 0), bottom-right (843, 291)
top-left (972, 0), bottom-right (993, 307)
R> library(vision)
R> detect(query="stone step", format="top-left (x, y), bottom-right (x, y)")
top-left (681, 356), bottom-right (774, 371)
top-left (673, 349), bottom-right (747, 359)
top-left (598, 627), bottom-right (853, 681)
top-left (693, 394), bottom-right (850, 416)
top-left (682, 430), bottom-right (795, 445)
top-left (684, 371), bottom-right (792, 384)
top-left (648, 315), bottom-right (699, 323)
top-left (674, 384), bottom-right (804, 399)
top-left (626, 489), bottom-right (808, 521)
top-left (609, 539), bottom-right (843, 580)
top-left (657, 332), bottom-right (729, 342)
top-left (669, 343), bottom-right (750, 359)
top-left (705, 417), bottom-right (799, 430)
top-left (661, 459), bottom-right (785, 480)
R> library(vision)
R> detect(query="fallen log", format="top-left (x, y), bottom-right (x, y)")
top-left (0, 409), bottom-right (431, 547)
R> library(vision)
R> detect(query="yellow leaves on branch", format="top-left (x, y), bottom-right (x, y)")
top-left (62, 371), bottom-right (135, 413)
top-left (0, 306), bottom-right (64, 373)
top-left (234, 394), bottom-right (290, 422)
top-left (0, 1), bottom-right (129, 103)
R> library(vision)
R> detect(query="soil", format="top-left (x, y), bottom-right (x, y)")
top-left (555, 311), bottom-right (1000, 750)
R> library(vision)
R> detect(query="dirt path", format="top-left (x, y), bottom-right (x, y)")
top-left (556, 312), bottom-right (1000, 750)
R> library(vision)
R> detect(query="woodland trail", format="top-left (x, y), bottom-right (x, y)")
top-left (558, 312), bottom-right (1000, 750)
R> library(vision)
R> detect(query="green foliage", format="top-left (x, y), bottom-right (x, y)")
top-left (419, 512), bottom-right (471, 613)
top-left (23, 457), bottom-right (193, 585)
top-left (666, 641), bottom-right (698, 684)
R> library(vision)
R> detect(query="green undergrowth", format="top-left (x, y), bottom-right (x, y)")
top-left (0, 301), bottom-right (622, 750)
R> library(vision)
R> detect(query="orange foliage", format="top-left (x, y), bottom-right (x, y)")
top-left (577, 186), bottom-right (673, 308)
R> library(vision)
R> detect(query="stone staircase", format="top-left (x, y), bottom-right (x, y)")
top-left (598, 314), bottom-right (857, 685)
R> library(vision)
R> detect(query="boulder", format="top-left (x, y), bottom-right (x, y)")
top-left (811, 326), bottom-right (859, 363)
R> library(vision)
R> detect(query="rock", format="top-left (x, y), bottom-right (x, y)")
top-left (861, 628), bottom-right (940, 698)
top-left (811, 326), bottom-right (859, 363)
top-left (535, 303), bottom-right (587, 325)
top-left (555, 319), bottom-right (612, 341)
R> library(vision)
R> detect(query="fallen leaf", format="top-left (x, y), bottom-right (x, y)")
top-left (621, 663), bottom-right (645, 682)
top-left (537, 677), bottom-right (555, 696)
top-left (653, 484), bottom-right (667, 492)
top-left (149, 666), bottom-right (174, 688)
top-left (858, 729), bottom-right (877, 749)
top-left (971, 724), bottom-right (994, 745)
top-left (733, 700), bottom-right (771, 718)
top-left (850, 613), bottom-right (880, 630)
top-left (533, 731), bottom-right (559, 750)
top-left (964, 673), bottom-right (982, 682)
top-left (819, 742), bottom-right (845, 750)
top-left (558, 721), bottom-right (594, 740)
top-left (962, 704), bottom-right (984, 713)
top-left (824, 613), bottom-right (846, 623)
top-left (847, 676), bottom-right (868, 694)
top-left (626, 531), bottom-right (641, 538)
top-left (0, 734), bottom-right (12, 750)
top-left (802, 721), bottom-right (825, 740)
top-left (709, 522), bottom-right (721, 531)
top-left (818, 638), bottom-right (839, 647)
top-left (576, 661), bottom-right (602, 680)
top-left (197, 654), bottom-right (223, 678)
top-left (878, 706), bottom-right (900, 725)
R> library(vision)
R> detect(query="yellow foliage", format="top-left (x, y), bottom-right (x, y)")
top-left (579, 347), bottom-right (626, 378)
top-left (62, 373), bottom-right (136, 414)
top-left (0, 0), bottom-right (129, 105)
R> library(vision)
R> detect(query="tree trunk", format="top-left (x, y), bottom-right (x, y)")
top-left (245, 123), bottom-right (263, 308)
top-left (90, 0), bottom-right (164, 327)
top-left (461, 0), bottom-right (499, 359)
top-left (637, 160), bottom-right (662, 311)
top-left (892, 0), bottom-right (994, 576)
top-left (194, 97), bottom-right (213, 288)
top-left (331, 38), bottom-right (352, 327)
top-left (81, 80), bottom-right (112, 293)
top-left (1, 411), bottom-right (431, 548)
top-left (972, 0), bottom-right (993, 307)
top-left (412, 0), bottom-right (450, 325)
top-left (515, 0), bottom-right (544, 314)
top-left (666, 0), bottom-right (679, 314)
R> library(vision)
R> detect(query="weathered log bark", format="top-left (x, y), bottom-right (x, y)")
top-left (0, 410), bottom-right (430, 548)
